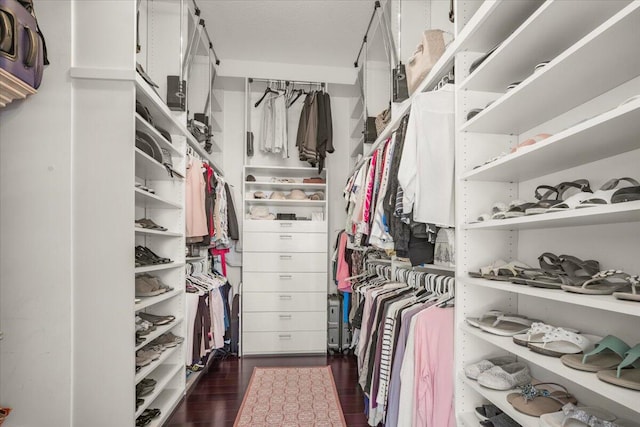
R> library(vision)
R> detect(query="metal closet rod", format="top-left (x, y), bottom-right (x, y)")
top-left (354, 0), bottom-right (381, 67)
top-left (189, 0), bottom-right (221, 65)
top-left (248, 78), bottom-right (325, 88)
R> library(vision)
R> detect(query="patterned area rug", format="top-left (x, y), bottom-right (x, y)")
top-left (234, 366), bottom-right (348, 427)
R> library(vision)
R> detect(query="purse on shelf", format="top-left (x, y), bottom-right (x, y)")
top-left (375, 107), bottom-right (391, 135)
top-left (135, 130), bottom-right (163, 164)
top-left (365, 117), bottom-right (377, 143)
top-left (406, 29), bottom-right (446, 95)
top-left (0, 0), bottom-right (49, 89)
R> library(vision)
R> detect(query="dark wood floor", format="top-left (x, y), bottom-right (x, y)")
top-left (166, 354), bottom-right (369, 427)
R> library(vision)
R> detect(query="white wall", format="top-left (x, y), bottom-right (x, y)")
top-left (0, 4), bottom-right (73, 426)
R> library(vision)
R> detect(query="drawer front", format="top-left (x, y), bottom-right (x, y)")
top-left (244, 272), bottom-right (327, 292)
top-left (242, 331), bottom-right (326, 355)
top-left (243, 292), bottom-right (326, 312)
top-left (244, 220), bottom-right (326, 233)
top-left (243, 252), bottom-right (326, 272)
top-left (243, 311), bottom-right (326, 332)
top-left (244, 232), bottom-right (327, 253)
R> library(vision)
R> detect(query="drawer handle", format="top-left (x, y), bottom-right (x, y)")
top-left (279, 235), bottom-right (293, 239)
top-left (279, 255), bottom-right (292, 260)
top-left (279, 314), bottom-right (292, 319)
top-left (279, 275), bottom-right (293, 280)
top-left (279, 295), bottom-right (292, 300)
top-left (279, 222), bottom-right (293, 227)
top-left (279, 334), bottom-right (292, 340)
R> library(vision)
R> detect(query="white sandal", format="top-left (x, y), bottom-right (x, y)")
top-left (528, 329), bottom-right (601, 357)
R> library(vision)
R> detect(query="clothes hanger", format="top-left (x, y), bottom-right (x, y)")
top-left (254, 82), bottom-right (279, 108)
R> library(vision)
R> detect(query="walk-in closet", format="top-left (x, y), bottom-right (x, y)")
top-left (1, 1), bottom-right (639, 427)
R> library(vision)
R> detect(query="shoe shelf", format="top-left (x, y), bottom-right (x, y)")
top-left (135, 262), bottom-right (185, 274)
top-left (244, 199), bottom-right (326, 207)
top-left (245, 182), bottom-right (327, 191)
top-left (185, 256), bottom-right (206, 262)
top-left (146, 387), bottom-right (184, 427)
top-left (462, 323), bottom-right (640, 413)
top-left (461, 2), bottom-right (640, 135)
top-left (135, 363), bottom-right (183, 418)
top-left (135, 343), bottom-right (182, 385)
top-left (135, 114), bottom-right (182, 158)
top-left (135, 228), bottom-right (183, 238)
top-left (463, 277), bottom-right (640, 317)
top-left (0, 68), bottom-right (37, 108)
top-left (461, 375), bottom-right (538, 427)
top-left (135, 289), bottom-right (182, 312)
top-left (459, 0), bottom-right (628, 93)
top-left (135, 188), bottom-right (182, 209)
top-left (135, 317), bottom-right (184, 352)
top-left (463, 200), bottom-right (640, 231)
top-left (135, 148), bottom-right (183, 181)
top-left (462, 98), bottom-right (640, 182)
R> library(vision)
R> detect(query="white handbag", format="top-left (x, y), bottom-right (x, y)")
top-left (406, 30), bottom-right (446, 94)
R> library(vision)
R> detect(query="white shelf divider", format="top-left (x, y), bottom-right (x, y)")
top-left (463, 277), bottom-right (640, 317)
top-left (135, 289), bottom-right (182, 312)
top-left (461, 2), bottom-right (640, 135)
top-left (135, 188), bottom-right (182, 209)
top-left (135, 149), bottom-right (180, 181)
top-left (462, 98), bottom-right (640, 182)
top-left (463, 324), bottom-right (640, 413)
top-left (464, 201), bottom-right (640, 231)
top-left (135, 228), bottom-right (182, 238)
top-left (135, 262), bottom-right (185, 274)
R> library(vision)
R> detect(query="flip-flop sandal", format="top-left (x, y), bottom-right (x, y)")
top-left (612, 186), bottom-right (640, 204)
top-left (468, 260), bottom-right (508, 279)
top-left (561, 335), bottom-right (630, 372)
top-left (503, 202), bottom-right (537, 218)
top-left (478, 314), bottom-right (535, 337)
top-left (484, 261), bottom-right (531, 281)
top-left (561, 270), bottom-right (633, 295)
top-left (513, 323), bottom-right (579, 347)
top-left (475, 404), bottom-right (503, 421)
top-left (527, 329), bottom-right (602, 358)
top-left (539, 403), bottom-right (617, 427)
top-left (507, 382), bottom-right (578, 417)
top-left (466, 309), bottom-right (513, 328)
top-left (613, 274), bottom-right (640, 302)
top-left (479, 412), bottom-right (520, 427)
top-left (596, 344), bottom-right (640, 391)
top-left (577, 177), bottom-right (640, 208)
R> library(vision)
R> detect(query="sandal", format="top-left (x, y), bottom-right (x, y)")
top-left (477, 362), bottom-right (531, 390)
top-left (479, 412), bottom-right (521, 427)
top-left (527, 329), bottom-right (602, 358)
top-left (465, 355), bottom-right (517, 380)
top-left (597, 343), bottom-right (640, 391)
top-left (513, 322), bottom-right (579, 347)
top-left (475, 404), bottom-right (503, 421)
top-left (484, 261), bottom-right (531, 281)
top-left (561, 335), bottom-right (630, 372)
top-left (613, 274), bottom-right (640, 302)
top-left (466, 310), bottom-right (527, 329)
top-left (526, 180), bottom-right (592, 215)
top-left (507, 382), bottom-right (578, 417)
top-left (468, 260), bottom-right (508, 279)
top-left (479, 314), bottom-right (535, 337)
top-left (561, 270), bottom-right (633, 295)
top-left (539, 403), bottom-right (617, 427)
top-left (612, 185), bottom-right (640, 204)
top-left (577, 177), bottom-right (640, 208)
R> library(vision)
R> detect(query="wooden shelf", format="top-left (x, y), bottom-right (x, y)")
top-left (460, 0), bottom-right (628, 92)
top-left (463, 324), bottom-right (640, 413)
top-left (0, 68), bottom-right (37, 108)
top-left (135, 188), bottom-right (182, 209)
top-left (135, 262), bottom-right (185, 274)
top-left (135, 289), bottom-right (182, 312)
top-left (461, 3), bottom-right (640, 135)
top-left (464, 201), bottom-right (640, 231)
top-left (463, 277), bottom-right (640, 317)
top-left (462, 98), bottom-right (640, 182)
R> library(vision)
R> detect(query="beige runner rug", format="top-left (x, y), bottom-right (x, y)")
top-left (234, 366), bottom-right (348, 427)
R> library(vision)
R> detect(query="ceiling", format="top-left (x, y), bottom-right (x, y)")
top-left (198, 0), bottom-right (389, 69)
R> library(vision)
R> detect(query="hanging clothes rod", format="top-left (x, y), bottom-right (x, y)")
top-left (189, 0), bottom-right (221, 65)
top-left (354, 1), bottom-right (381, 67)
top-left (248, 78), bottom-right (325, 88)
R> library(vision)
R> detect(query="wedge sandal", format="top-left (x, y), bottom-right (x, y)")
top-left (561, 270), bottom-right (633, 295)
top-left (597, 343), bottom-right (640, 391)
top-left (507, 382), bottom-right (577, 417)
top-left (561, 335), bottom-right (630, 372)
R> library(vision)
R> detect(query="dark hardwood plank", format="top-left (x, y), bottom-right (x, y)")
top-left (166, 354), bottom-right (368, 427)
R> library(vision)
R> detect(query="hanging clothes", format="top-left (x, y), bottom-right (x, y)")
top-left (186, 155), bottom-right (208, 239)
top-left (296, 90), bottom-right (333, 171)
top-left (259, 92), bottom-right (288, 158)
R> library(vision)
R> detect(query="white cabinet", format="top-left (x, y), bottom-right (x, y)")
top-left (242, 165), bottom-right (328, 355)
top-left (454, 1), bottom-right (640, 424)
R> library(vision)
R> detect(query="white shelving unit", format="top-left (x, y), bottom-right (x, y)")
top-left (454, 1), bottom-right (640, 424)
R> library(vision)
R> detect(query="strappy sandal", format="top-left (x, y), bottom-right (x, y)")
top-left (561, 270), bottom-right (633, 295)
top-left (466, 310), bottom-right (513, 328)
top-left (526, 180), bottom-right (592, 215)
top-left (483, 261), bottom-right (531, 281)
top-left (468, 260), bottom-right (508, 279)
top-left (512, 322), bottom-right (579, 347)
top-left (527, 329), bottom-right (602, 358)
top-left (613, 274), bottom-right (640, 302)
top-left (597, 344), bottom-right (640, 391)
top-left (577, 177), bottom-right (640, 208)
top-left (507, 382), bottom-right (578, 417)
top-left (561, 335), bottom-right (630, 372)
top-left (522, 254), bottom-right (599, 289)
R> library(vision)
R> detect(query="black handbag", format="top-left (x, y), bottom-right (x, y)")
top-left (364, 117), bottom-right (377, 143)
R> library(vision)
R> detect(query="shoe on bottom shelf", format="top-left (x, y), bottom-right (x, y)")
top-left (479, 412), bottom-right (520, 427)
top-left (475, 404), bottom-right (503, 421)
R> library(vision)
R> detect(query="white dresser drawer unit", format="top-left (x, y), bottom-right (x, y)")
top-left (244, 220), bottom-right (327, 233)
top-left (243, 311), bottom-right (325, 332)
top-left (243, 252), bottom-right (326, 272)
top-left (243, 292), bottom-right (326, 312)
top-left (243, 231), bottom-right (327, 253)
top-left (242, 331), bottom-right (326, 355)
top-left (243, 272), bottom-right (327, 292)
